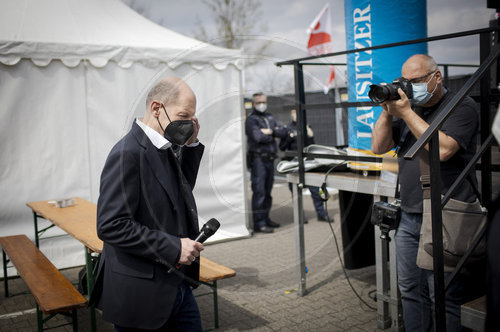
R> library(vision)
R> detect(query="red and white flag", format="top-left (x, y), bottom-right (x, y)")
top-left (307, 3), bottom-right (336, 92)
top-left (307, 3), bottom-right (332, 56)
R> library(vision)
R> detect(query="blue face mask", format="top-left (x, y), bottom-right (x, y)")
top-left (411, 71), bottom-right (437, 106)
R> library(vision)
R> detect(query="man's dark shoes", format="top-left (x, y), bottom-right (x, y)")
top-left (318, 215), bottom-right (334, 223)
top-left (266, 220), bottom-right (281, 228)
top-left (255, 225), bottom-right (274, 233)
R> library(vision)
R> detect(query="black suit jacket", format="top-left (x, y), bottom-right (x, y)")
top-left (93, 122), bottom-right (204, 329)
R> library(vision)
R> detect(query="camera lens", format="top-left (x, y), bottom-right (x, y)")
top-left (368, 85), bottom-right (391, 103)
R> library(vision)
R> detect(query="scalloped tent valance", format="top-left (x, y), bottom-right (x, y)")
top-left (0, 0), bottom-right (242, 70)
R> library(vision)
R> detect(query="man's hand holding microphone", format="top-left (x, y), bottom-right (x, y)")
top-left (179, 238), bottom-right (204, 266)
top-left (169, 218), bottom-right (220, 272)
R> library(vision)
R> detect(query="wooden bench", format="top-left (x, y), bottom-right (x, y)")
top-left (461, 295), bottom-right (486, 332)
top-left (0, 234), bottom-right (88, 331)
top-left (198, 256), bottom-right (236, 330)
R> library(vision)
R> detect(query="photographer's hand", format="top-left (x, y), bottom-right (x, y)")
top-left (382, 88), bottom-right (412, 118)
top-left (372, 102), bottom-right (395, 154)
top-left (372, 88), bottom-right (412, 155)
top-left (383, 88), bottom-right (460, 161)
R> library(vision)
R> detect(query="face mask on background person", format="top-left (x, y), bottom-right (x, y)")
top-left (255, 102), bottom-right (267, 113)
top-left (291, 113), bottom-right (297, 122)
top-left (158, 104), bottom-right (194, 146)
top-left (411, 71), bottom-right (438, 106)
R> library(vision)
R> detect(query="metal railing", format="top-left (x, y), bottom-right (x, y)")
top-left (403, 42), bottom-right (500, 332)
top-left (276, 25), bottom-right (500, 331)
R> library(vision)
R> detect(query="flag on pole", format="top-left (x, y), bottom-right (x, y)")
top-left (326, 64), bottom-right (335, 87)
top-left (307, 3), bottom-right (333, 56)
top-left (307, 3), bottom-right (335, 93)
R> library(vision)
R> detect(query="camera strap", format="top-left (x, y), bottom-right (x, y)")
top-left (395, 175), bottom-right (401, 199)
top-left (417, 91), bottom-right (455, 199)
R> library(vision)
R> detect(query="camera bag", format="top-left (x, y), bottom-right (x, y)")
top-left (415, 130), bottom-right (487, 272)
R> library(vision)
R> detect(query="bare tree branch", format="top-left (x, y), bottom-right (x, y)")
top-left (193, 0), bottom-right (270, 66)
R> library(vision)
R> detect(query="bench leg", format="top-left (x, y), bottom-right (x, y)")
top-left (72, 309), bottom-right (78, 332)
top-left (2, 250), bottom-right (8, 297)
top-left (85, 248), bottom-right (98, 332)
top-left (36, 304), bottom-right (43, 332)
top-left (212, 280), bottom-right (219, 329)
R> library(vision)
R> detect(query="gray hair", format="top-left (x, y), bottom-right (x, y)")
top-left (146, 78), bottom-right (181, 107)
top-left (252, 92), bottom-right (266, 100)
top-left (421, 54), bottom-right (438, 72)
top-left (406, 54), bottom-right (438, 72)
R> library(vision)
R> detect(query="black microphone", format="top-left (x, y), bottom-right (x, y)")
top-left (168, 218), bottom-right (220, 273)
top-left (194, 218), bottom-right (220, 243)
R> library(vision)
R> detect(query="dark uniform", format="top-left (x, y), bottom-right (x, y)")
top-left (245, 109), bottom-right (287, 232)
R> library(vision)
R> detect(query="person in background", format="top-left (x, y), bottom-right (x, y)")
top-left (245, 92), bottom-right (288, 233)
top-left (279, 109), bottom-right (333, 222)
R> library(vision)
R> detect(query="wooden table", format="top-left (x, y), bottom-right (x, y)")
top-left (26, 197), bottom-right (236, 331)
top-left (26, 197), bottom-right (102, 253)
top-left (198, 257), bottom-right (236, 330)
top-left (27, 197), bottom-right (101, 332)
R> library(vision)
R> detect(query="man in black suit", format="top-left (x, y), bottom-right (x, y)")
top-left (94, 77), bottom-right (205, 331)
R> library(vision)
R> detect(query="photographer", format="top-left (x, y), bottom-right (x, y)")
top-left (371, 54), bottom-right (479, 331)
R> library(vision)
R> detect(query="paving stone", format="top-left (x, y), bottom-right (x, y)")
top-left (0, 178), bottom-right (391, 331)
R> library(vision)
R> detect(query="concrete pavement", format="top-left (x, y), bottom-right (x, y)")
top-left (0, 177), bottom-right (382, 331)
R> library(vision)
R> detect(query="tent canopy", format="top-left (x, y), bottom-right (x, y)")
top-left (0, 0), bottom-right (242, 69)
top-left (0, 0), bottom-right (249, 274)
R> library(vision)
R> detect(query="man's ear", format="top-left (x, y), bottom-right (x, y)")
top-left (150, 100), bottom-right (162, 118)
top-left (435, 70), bottom-right (442, 84)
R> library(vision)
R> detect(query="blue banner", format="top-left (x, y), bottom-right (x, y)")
top-left (344, 0), bottom-right (427, 151)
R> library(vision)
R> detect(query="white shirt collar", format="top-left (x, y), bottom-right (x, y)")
top-left (135, 118), bottom-right (172, 150)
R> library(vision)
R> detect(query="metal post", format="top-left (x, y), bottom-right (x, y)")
top-left (294, 63), bottom-right (306, 189)
top-left (2, 250), bottom-right (8, 297)
top-left (292, 182), bottom-right (307, 296)
top-left (33, 212), bottom-right (39, 248)
top-left (443, 65), bottom-right (449, 88)
top-left (389, 229), bottom-right (404, 331)
top-left (429, 134), bottom-right (446, 332)
top-left (480, 31), bottom-right (493, 206)
top-left (374, 225), bottom-right (390, 329)
top-left (293, 62), bottom-right (307, 297)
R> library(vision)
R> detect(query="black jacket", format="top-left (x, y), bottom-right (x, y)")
top-left (94, 122), bottom-right (204, 329)
top-left (245, 110), bottom-right (287, 156)
top-left (279, 120), bottom-right (315, 153)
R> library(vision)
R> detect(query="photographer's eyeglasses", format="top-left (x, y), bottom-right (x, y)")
top-left (408, 70), bottom-right (437, 84)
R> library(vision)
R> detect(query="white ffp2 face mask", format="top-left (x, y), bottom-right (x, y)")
top-left (255, 103), bottom-right (267, 113)
top-left (411, 71), bottom-right (437, 106)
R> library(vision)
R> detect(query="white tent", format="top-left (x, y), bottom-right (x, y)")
top-left (0, 0), bottom-right (250, 271)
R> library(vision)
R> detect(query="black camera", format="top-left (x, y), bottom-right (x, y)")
top-left (368, 77), bottom-right (413, 103)
top-left (371, 200), bottom-right (401, 241)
